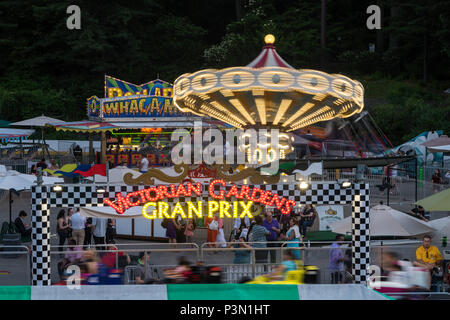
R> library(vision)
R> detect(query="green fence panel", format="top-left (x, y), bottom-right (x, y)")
top-left (0, 286), bottom-right (31, 300)
top-left (167, 284), bottom-right (299, 300)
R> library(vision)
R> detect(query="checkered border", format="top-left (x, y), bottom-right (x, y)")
top-left (31, 182), bottom-right (370, 285)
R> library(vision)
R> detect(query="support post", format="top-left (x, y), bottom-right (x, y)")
top-left (351, 183), bottom-right (370, 284)
top-left (101, 131), bottom-right (107, 164)
top-left (31, 185), bottom-right (51, 285)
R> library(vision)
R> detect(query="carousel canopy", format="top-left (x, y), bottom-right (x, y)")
top-left (174, 34), bottom-right (364, 132)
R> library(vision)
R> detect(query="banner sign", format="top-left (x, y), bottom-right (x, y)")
top-left (316, 205), bottom-right (344, 231)
top-left (87, 96), bottom-right (101, 119)
top-left (104, 180), bottom-right (297, 219)
top-left (101, 95), bottom-right (184, 118)
top-left (87, 77), bottom-right (190, 119)
top-left (104, 76), bottom-right (173, 98)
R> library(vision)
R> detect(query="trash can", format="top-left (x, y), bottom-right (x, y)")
top-left (1, 233), bottom-right (22, 259)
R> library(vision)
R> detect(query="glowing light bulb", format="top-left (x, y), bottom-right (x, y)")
top-left (265, 34), bottom-right (275, 44)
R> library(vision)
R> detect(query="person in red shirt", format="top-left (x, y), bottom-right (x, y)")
top-left (101, 244), bottom-right (130, 269)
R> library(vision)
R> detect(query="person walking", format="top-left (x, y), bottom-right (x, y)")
top-left (431, 169), bottom-right (443, 193)
top-left (251, 215), bottom-right (270, 264)
top-left (175, 216), bottom-right (186, 244)
top-left (263, 212), bottom-right (281, 264)
top-left (84, 217), bottom-right (94, 246)
top-left (299, 204), bottom-right (317, 239)
top-left (66, 208), bottom-right (74, 242)
top-left (205, 214), bottom-right (219, 248)
top-left (70, 209), bottom-right (86, 246)
top-left (106, 218), bottom-right (116, 244)
top-left (329, 235), bottom-right (345, 284)
top-left (166, 218), bottom-right (177, 248)
top-left (91, 217), bottom-right (107, 251)
top-left (184, 218), bottom-right (196, 243)
top-left (283, 217), bottom-right (301, 260)
top-left (139, 152), bottom-right (149, 173)
top-left (57, 210), bottom-right (70, 253)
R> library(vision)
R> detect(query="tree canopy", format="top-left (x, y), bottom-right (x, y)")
top-left (0, 0), bottom-right (448, 145)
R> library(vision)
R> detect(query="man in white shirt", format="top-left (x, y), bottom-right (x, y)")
top-left (92, 217), bottom-right (107, 250)
top-left (70, 209), bottom-right (86, 246)
top-left (139, 153), bottom-right (149, 173)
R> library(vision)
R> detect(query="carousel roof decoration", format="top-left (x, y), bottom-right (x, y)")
top-left (173, 34), bottom-right (364, 132)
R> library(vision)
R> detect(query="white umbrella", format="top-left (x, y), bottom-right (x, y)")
top-left (0, 166), bottom-right (63, 224)
top-left (10, 115), bottom-right (66, 127)
top-left (426, 217), bottom-right (450, 241)
top-left (426, 144), bottom-right (450, 154)
top-left (330, 205), bottom-right (436, 237)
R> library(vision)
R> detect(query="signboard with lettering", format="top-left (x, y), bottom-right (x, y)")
top-left (87, 77), bottom-right (192, 120)
top-left (104, 76), bottom-right (173, 98)
top-left (316, 205), bottom-right (344, 231)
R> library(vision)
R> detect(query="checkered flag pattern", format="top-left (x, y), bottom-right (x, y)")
top-left (31, 182), bottom-right (370, 285)
top-left (31, 186), bottom-right (51, 286)
top-left (351, 183), bottom-right (370, 284)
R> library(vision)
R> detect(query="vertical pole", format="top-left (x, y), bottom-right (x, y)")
top-left (251, 248), bottom-right (256, 278)
top-left (89, 132), bottom-right (94, 164)
top-left (415, 157), bottom-right (418, 203)
top-left (31, 185), bottom-right (51, 285)
top-left (351, 183), bottom-right (370, 284)
top-left (101, 131), bottom-right (107, 164)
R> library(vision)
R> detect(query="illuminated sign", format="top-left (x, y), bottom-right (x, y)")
top-left (103, 180), bottom-right (296, 218)
top-left (141, 200), bottom-right (254, 220)
top-left (105, 76), bottom-right (173, 98)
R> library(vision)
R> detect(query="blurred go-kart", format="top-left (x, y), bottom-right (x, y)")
top-left (246, 261), bottom-right (320, 284)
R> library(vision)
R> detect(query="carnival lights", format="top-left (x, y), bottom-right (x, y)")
top-left (173, 35), bottom-right (364, 133)
top-left (104, 180), bottom-right (297, 216)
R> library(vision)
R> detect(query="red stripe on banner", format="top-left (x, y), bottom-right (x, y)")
top-left (74, 164), bottom-right (106, 177)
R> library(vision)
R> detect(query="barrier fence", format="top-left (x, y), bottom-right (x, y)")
top-left (2, 241), bottom-right (447, 288)
top-left (0, 245), bottom-right (31, 286)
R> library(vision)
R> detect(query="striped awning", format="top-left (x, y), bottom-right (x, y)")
top-left (48, 121), bottom-right (119, 132)
top-left (0, 128), bottom-right (35, 143)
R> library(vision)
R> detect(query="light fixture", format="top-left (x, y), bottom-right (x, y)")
top-left (96, 187), bottom-right (106, 193)
top-left (53, 185), bottom-right (63, 192)
top-left (341, 181), bottom-right (352, 188)
top-left (299, 181), bottom-right (310, 190)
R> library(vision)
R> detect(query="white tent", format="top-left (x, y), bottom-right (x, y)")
top-left (0, 166), bottom-right (63, 191)
top-left (0, 165), bottom-right (63, 224)
top-left (79, 205), bottom-right (144, 219)
top-left (330, 205), bottom-right (436, 237)
top-left (10, 115), bottom-right (66, 127)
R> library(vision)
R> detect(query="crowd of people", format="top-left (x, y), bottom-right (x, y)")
top-left (159, 204), bottom-right (319, 265)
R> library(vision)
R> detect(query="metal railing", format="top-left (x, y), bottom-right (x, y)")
top-left (0, 245), bottom-right (31, 285)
